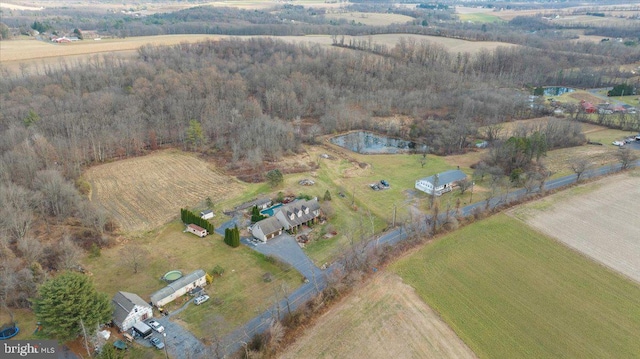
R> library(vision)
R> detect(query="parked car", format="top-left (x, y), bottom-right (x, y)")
top-left (624, 137), bottom-right (635, 143)
top-left (636, 134), bottom-right (640, 141)
top-left (194, 295), bottom-right (210, 305)
top-left (147, 320), bottom-right (164, 333)
top-left (612, 140), bottom-right (625, 147)
top-left (150, 337), bottom-right (165, 350)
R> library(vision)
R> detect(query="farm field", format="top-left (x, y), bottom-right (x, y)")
top-left (391, 214), bottom-right (640, 359)
top-left (83, 220), bottom-right (302, 338)
top-left (1, 33), bottom-right (517, 74)
top-left (279, 272), bottom-right (477, 359)
top-left (324, 12), bottom-right (414, 26)
top-left (84, 149), bottom-right (245, 233)
top-left (457, 12), bottom-right (504, 23)
top-left (510, 172), bottom-right (640, 283)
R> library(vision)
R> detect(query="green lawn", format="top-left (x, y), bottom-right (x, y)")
top-left (391, 214), bottom-right (640, 359)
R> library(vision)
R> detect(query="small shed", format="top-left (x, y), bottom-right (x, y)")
top-left (187, 224), bottom-right (207, 237)
top-left (200, 210), bottom-right (214, 220)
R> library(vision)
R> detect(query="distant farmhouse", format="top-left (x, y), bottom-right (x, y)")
top-left (150, 269), bottom-right (206, 307)
top-left (251, 199), bottom-right (320, 242)
top-left (415, 170), bottom-right (467, 196)
top-left (111, 291), bottom-right (152, 332)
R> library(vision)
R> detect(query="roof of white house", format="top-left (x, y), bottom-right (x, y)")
top-left (112, 291), bottom-right (151, 326)
top-left (253, 216), bottom-right (282, 236)
top-left (418, 170), bottom-right (467, 185)
top-left (150, 269), bottom-right (206, 304)
top-left (200, 210), bottom-right (213, 215)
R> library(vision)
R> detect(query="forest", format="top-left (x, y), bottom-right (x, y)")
top-left (1, 1), bottom-right (640, 313)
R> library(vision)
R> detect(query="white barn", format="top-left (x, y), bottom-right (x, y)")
top-left (150, 269), bottom-right (207, 307)
top-left (415, 170), bottom-right (467, 196)
top-left (111, 291), bottom-right (153, 332)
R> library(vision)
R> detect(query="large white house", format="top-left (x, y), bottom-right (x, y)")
top-left (150, 269), bottom-right (206, 307)
top-left (251, 199), bottom-right (321, 241)
top-left (111, 291), bottom-right (153, 332)
top-left (415, 170), bottom-right (467, 196)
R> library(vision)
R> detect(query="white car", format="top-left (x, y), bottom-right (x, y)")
top-left (147, 320), bottom-right (164, 333)
top-left (194, 295), bottom-right (210, 305)
top-left (612, 141), bottom-right (625, 147)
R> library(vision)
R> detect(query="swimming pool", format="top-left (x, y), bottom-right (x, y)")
top-left (260, 203), bottom-right (283, 217)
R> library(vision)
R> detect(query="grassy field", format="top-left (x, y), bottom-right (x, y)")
top-left (296, 144), bottom-right (464, 265)
top-left (457, 12), bottom-right (504, 23)
top-left (83, 220), bottom-right (301, 338)
top-left (391, 214), bottom-right (640, 359)
top-left (279, 272), bottom-right (477, 359)
top-left (324, 12), bottom-right (415, 26)
top-left (84, 149), bottom-right (245, 233)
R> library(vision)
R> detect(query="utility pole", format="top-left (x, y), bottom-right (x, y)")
top-left (392, 204), bottom-right (397, 228)
top-left (470, 181), bottom-right (474, 203)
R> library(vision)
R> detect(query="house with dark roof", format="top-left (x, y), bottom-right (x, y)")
top-left (251, 216), bottom-right (283, 242)
top-left (415, 170), bottom-right (467, 196)
top-left (150, 269), bottom-right (206, 307)
top-left (235, 197), bottom-right (272, 211)
top-left (111, 291), bottom-right (153, 332)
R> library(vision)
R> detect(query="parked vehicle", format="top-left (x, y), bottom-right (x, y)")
top-left (132, 322), bottom-right (153, 339)
top-left (150, 337), bottom-right (165, 349)
top-left (194, 295), bottom-right (210, 305)
top-left (612, 141), bottom-right (625, 147)
top-left (147, 320), bottom-right (164, 333)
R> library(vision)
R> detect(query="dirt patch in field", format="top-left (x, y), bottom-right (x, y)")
top-left (84, 150), bottom-right (244, 233)
top-left (567, 92), bottom-right (604, 104)
top-left (279, 272), bottom-right (477, 359)
top-left (509, 172), bottom-right (640, 283)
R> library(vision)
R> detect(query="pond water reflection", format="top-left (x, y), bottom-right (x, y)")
top-left (330, 131), bottom-right (426, 154)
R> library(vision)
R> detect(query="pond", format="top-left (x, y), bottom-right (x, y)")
top-left (544, 87), bottom-right (575, 96)
top-left (330, 131), bottom-right (426, 154)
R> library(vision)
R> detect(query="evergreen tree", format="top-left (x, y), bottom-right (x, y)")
top-left (323, 190), bottom-right (331, 201)
top-left (265, 169), bottom-right (283, 187)
top-left (32, 272), bottom-right (112, 342)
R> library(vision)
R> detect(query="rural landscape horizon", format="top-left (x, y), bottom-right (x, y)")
top-left (1, 0), bottom-right (639, 358)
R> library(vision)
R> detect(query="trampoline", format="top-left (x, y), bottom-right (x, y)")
top-left (163, 270), bottom-right (183, 283)
top-left (0, 323), bottom-right (19, 340)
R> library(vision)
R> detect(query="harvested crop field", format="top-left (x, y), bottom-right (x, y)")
top-left (279, 272), bottom-right (477, 359)
top-left (84, 150), bottom-right (244, 233)
top-left (324, 12), bottom-right (415, 26)
top-left (510, 172), bottom-right (640, 283)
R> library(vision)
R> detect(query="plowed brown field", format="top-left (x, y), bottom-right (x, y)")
top-left (279, 272), bottom-right (477, 359)
top-left (84, 150), bottom-right (244, 233)
top-left (509, 172), bottom-right (640, 283)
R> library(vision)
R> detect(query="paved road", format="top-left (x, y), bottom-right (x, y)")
top-left (214, 159), bottom-right (640, 358)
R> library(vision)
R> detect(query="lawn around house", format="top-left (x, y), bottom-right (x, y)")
top-left (391, 214), bottom-right (640, 359)
top-left (83, 221), bottom-right (301, 337)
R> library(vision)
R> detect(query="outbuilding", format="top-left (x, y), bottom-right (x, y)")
top-left (200, 210), bottom-right (214, 220)
top-left (186, 224), bottom-right (207, 237)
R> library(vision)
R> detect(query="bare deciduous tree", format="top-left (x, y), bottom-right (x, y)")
top-left (119, 245), bottom-right (149, 274)
top-left (570, 157), bottom-right (593, 182)
top-left (615, 147), bottom-right (638, 170)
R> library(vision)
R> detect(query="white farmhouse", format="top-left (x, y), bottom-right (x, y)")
top-left (111, 291), bottom-right (153, 332)
top-left (415, 170), bottom-right (467, 196)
